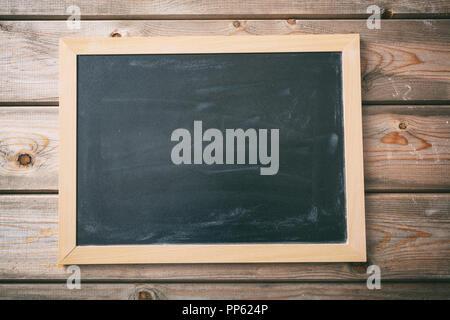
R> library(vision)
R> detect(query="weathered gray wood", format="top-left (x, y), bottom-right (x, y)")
top-left (0, 20), bottom-right (449, 103)
top-left (1, 0), bottom-right (448, 302)
top-left (1, 106), bottom-right (448, 192)
top-left (1, 1), bottom-right (449, 19)
top-left (0, 194), bottom-right (448, 281)
top-left (0, 107), bottom-right (57, 191)
top-left (0, 282), bottom-right (449, 300)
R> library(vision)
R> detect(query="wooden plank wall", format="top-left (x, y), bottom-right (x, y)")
top-left (0, 1), bottom-right (449, 300)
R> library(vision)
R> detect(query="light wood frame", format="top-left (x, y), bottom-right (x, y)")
top-left (59, 35), bottom-right (366, 264)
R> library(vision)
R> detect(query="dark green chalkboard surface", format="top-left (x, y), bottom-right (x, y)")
top-left (76, 52), bottom-right (346, 246)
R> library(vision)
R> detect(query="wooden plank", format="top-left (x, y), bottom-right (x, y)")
top-left (0, 282), bottom-right (449, 300)
top-left (1, 1), bottom-right (449, 19)
top-left (0, 194), bottom-right (448, 281)
top-left (363, 105), bottom-right (450, 191)
top-left (0, 20), bottom-right (449, 103)
top-left (1, 106), bottom-right (448, 192)
top-left (0, 107), bottom-right (57, 191)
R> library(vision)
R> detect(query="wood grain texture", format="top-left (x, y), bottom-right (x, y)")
top-left (0, 282), bottom-right (449, 300)
top-left (1, 4), bottom-right (449, 299)
top-left (0, 194), bottom-right (448, 281)
top-left (0, 20), bottom-right (449, 103)
top-left (1, 106), bottom-right (448, 192)
top-left (1, 1), bottom-right (449, 19)
top-left (0, 107), bottom-right (57, 191)
top-left (363, 105), bottom-right (450, 191)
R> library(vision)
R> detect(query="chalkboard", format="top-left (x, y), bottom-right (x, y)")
top-left (76, 52), bottom-right (346, 245)
top-left (59, 35), bottom-right (366, 263)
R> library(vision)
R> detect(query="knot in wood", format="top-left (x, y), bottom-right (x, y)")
top-left (17, 153), bottom-right (33, 166)
top-left (287, 19), bottom-right (296, 25)
top-left (138, 290), bottom-right (154, 300)
top-left (398, 121), bottom-right (408, 130)
top-left (351, 261), bottom-right (371, 273)
top-left (382, 8), bottom-right (394, 19)
top-left (130, 287), bottom-right (164, 300)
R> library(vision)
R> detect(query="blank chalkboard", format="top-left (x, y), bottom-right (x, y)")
top-left (76, 52), bottom-right (346, 245)
top-left (59, 35), bottom-right (366, 264)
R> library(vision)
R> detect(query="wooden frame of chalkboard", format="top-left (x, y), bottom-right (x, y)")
top-left (59, 35), bottom-right (365, 264)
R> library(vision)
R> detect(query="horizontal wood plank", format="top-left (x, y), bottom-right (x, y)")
top-left (0, 282), bottom-right (449, 300)
top-left (0, 20), bottom-right (449, 103)
top-left (1, 106), bottom-right (448, 192)
top-left (0, 107), bottom-right (57, 191)
top-left (363, 105), bottom-right (450, 191)
top-left (1, 1), bottom-right (449, 19)
top-left (0, 194), bottom-right (448, 281)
